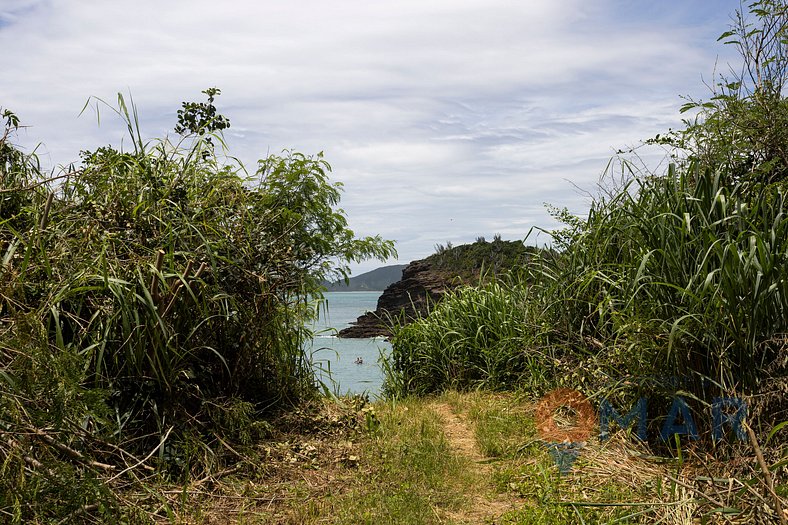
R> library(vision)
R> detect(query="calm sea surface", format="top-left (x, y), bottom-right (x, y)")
top-left (308, 291), bottom-right (391, 398)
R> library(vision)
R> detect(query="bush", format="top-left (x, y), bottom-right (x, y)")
top-left (0, 92), bottom-right (393, 522)
top-left (385, 277), bottom-right (561, 397)
top-left (386, 1), bottom-right (788, 415)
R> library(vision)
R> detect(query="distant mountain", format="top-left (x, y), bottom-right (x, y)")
top-left (324, 264), bottom-right (407, 291)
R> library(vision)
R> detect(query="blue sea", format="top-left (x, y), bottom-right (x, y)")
top-left (307, 291), bottom-right (391, 398)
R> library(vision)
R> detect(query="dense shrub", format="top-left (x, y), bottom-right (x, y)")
top-left (386, 279), bottom-right (559, 397)
top-left (0, 93), bottom-right (393, 522)
top-left (387, 162), bottom-right (788, 433)
top-left (429, 236), bottom-right (538, 277)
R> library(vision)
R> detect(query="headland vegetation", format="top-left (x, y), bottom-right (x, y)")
top-left (338, 236), bottom-right (537, 338)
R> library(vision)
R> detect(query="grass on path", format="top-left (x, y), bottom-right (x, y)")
top-left (153, 392), bottom-right (782, 524)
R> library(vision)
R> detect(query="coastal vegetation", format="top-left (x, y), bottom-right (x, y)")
top-left (0, 91), bottom-right (393, 522)
top-left (4, 0), bottom-right (788, 523)
top-left (388, 0), bottom-right (788, 409)
top-left (429, 235), bottom-right (538, 278)
top-left (383, 1), bottom-right (788, 521)
top-left (338, 237), bottom-right (538, 338)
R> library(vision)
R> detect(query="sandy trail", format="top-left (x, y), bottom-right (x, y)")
top-left (429, 402), bottom-right (519, 524)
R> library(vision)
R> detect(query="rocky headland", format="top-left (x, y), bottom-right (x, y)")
top-left (337, 259), bottom-right (460, 338)
top-left (338, 238), bottom-right (536, 338)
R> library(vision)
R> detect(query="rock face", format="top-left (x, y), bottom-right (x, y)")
top-left (338, 238), bottom-right (537, 338)
top-left (337, 259), bottom-right (458, 338)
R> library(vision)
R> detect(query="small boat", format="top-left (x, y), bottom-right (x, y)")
top-left (354, 357), bottom-right (364, 365)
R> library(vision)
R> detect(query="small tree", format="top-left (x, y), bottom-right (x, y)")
top-left (175, 87), bottom-right (230, 138)
top-left (662, 0), bottom-right (788, 188)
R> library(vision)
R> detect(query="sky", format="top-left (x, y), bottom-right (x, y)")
top-left (1, 0), bottom-right (743, 274)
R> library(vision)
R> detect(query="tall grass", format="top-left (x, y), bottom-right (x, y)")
top-left (386, 161), bottom-right (788, 415)
top-left (385, 277), bottom-right (560, 397)
top-left (0, 95), bottom-right (393, 522)
top-left (552, 162), bottom-right (788, 397)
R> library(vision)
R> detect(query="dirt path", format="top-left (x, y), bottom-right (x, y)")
top-left (429, 402), bottom-right (519, 524)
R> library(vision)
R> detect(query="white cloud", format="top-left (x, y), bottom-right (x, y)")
top-left (0, 0), bottom-right (743, 273)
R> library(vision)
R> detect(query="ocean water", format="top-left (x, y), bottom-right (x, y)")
top-left (308, 291), bottom-right (391, 398)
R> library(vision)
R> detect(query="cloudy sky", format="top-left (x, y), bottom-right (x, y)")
top-left (1, 0), bottom-right (742, 273)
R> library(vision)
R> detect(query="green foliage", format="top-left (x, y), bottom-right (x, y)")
top-left (427, 236), bottom-right (537, 277)
top-left (1, 106), bottom-right (39, 230)
top-left (389, 159), bottom-right (788, 413)
top-left (256, 151), bottom-right (395, 287)
top-left (386, 1), bottom-right (788, 418)
top-left (0, 92), bottom-right (393, 522)
top-left (175, 87), bottom-right (230, 147)
top-left (385, 277), bottom-right (560, 397)
top-left (553, 163), bottom-right (788, 396)
top-left (653, 0), bottom-right (788, 188)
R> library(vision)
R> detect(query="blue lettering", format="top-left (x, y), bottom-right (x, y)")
top-left (712, 397), bottom-right (747, 442)
top-left (599, 398), bottom-right (648, 441)
top-left (660, 396), bottom-right (699, 441)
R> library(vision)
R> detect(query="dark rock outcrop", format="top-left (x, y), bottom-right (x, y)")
top-left (337, 260), bottom-right (459, 338)
top-left (338, 238), bottom-right (537, 338)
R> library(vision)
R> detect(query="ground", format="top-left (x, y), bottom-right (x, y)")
top-left (151, 391), bottom-right (786, 524)
top-left (428, 401), bottom-right (520, 523)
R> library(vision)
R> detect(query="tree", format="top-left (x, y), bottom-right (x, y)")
top-left (656, 1), bottom-right (788, 188)
top-left (175, 87), bottom-right (230, 137)
top-left (0, 92), bottom-right (396, 490)
top-left (256, 150), bottom-right (396, 288)
top-left (175, 87), bottom-right (230, 157)
top-left (694, 1), bottom-right (788, 183)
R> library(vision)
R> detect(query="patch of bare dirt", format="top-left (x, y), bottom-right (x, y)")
top-left (430, 402), bottom-right (520, 524)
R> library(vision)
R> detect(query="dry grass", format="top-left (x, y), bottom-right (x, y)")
top-left (92, 391), bottom-right (788, 525)
top-left (132, 397), bottom-right (374, 524)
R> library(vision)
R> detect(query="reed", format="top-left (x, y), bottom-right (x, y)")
top-left (386, 161), bottom-right (788, 414)
top-left (386, 276), bottom-right (560, 397)
top-left (551, 162), bottom-right (788, 398)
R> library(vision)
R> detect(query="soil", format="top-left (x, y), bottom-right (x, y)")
top-left (429, 402), bottom-right (521, 524)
